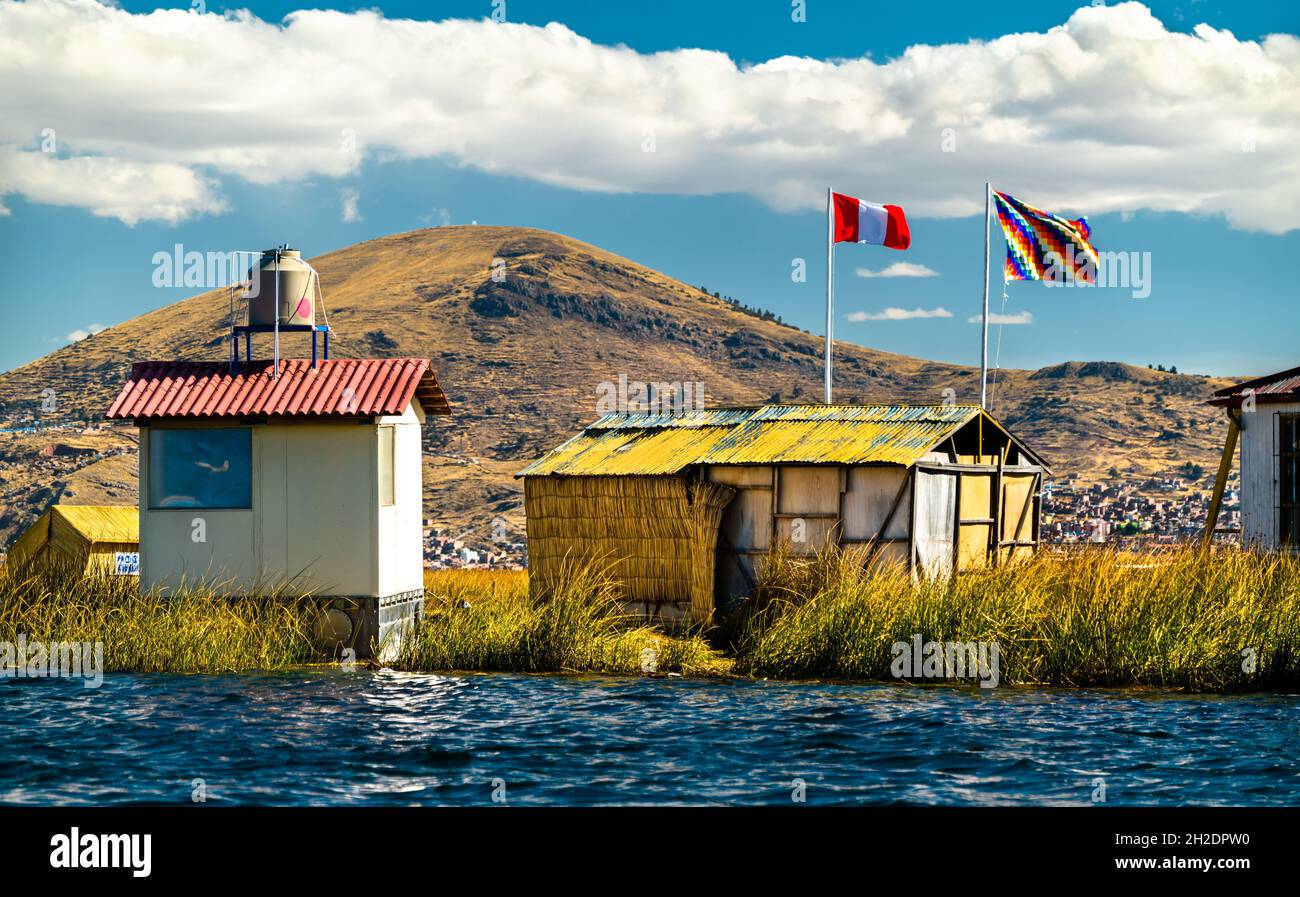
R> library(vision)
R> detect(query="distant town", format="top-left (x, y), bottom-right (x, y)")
top-left (0, 414), bottom-right (1240, 571)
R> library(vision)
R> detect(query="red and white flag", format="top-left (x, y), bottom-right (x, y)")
top-left (832, 192), bottom-right (911, 250)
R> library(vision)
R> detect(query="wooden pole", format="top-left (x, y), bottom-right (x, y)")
top-left (979, 182), bottom-right (992, 408)
top-left (1202, 409), bottom-right (1241, 553)
top-left (825, 188), bottom-right (834, 404)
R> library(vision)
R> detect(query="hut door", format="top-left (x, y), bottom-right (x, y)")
top-left (913, 469), bottom-right (956, 578)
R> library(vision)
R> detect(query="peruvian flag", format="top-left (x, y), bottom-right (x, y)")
top-left (832, 192), bottom-right (911, 250)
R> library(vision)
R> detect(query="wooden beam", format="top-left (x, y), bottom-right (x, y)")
top-left (951, 470), bottom-right (963, 573)
top-left (1201, 410), bottom-right (1241, 553)
top-left (1032, 471), bottom-right (1042, 554)
top-left (909, 464), bottom-right (919, 583)
top-left (991, 450), bottom-right (1003, 568)
top-left (865, 468), bottom-right (913, 565)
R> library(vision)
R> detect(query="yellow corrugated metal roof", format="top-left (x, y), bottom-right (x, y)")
top-left (518, 404), bottom-right (1009, 476)
top-left (518, 425), bottom-right (737, 476)
top-left (50, 505), bottom-right (138, 543)
top-left (8, 505), bottom-right (138, 567)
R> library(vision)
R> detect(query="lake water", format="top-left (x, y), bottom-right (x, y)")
top-left (2, 671), bottom-right (1297, 806)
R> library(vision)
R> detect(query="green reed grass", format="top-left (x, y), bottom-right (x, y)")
top-left (7, 546), bottom-right (1296, 688)
top-left (396, 560), bottom-right (729, 676)
top-left (0, 560), bottom-right (318, 673)
top-left (729, 545), bottom-right (1300, 690)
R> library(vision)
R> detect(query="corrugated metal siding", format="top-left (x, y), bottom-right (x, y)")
top-left (106, 357), bottom-right (450, 420)
top-left (519, 404), bottom-right (983, 476)
top-left (51, 505), bottom-right (138, 543)
top-left (699, 418), bottom-right (970, 465)
top-left (7, 505), bottom-right (139, 568)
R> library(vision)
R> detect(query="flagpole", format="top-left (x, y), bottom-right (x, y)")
top-left (979, 182), bottom-right (991, 409)
top-left (825, 187), bottom-right (834, 404)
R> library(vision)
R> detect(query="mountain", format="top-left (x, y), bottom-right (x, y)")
top-left (0, 226), bottom-right (1234, 551)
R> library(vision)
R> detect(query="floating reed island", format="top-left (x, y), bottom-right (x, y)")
top-left (2, 547), bottom-right (1298, 690)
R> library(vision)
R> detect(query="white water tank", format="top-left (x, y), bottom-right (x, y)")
top-left (247, 248), bottom-right (317, 326)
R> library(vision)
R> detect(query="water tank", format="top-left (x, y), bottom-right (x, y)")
top-left (246, 248), bottom-right (317, 326)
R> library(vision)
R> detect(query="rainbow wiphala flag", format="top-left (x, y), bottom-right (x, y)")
top-left (993, 190), bottom-right (1098, 284)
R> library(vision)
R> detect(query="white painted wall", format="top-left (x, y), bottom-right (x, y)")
top-left (376, 402), bottom-right (426, 597)
top-left (139, 400), bottom-right (426, 597)
top-left (1239, 401), bottom-right (1300, 550)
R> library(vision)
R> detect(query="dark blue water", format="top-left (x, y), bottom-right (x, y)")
top-left (2, 671), bottom-right (1297, 806)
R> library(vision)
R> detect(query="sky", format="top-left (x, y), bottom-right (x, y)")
top-left (0, 0), bottom-right (1296, 379)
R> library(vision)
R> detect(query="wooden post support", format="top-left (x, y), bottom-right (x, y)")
top-left (1202, 409), bottom-right (1241, 553)
top-left (991, 452), bottom-right (1003, 568)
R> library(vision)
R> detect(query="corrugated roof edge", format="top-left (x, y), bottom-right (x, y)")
top-left (1208, 363), bottom-right (1300, 407)
top-left (105, 357), bottom-right (451, 420)
top-left (517, 403), bottom-right (1051, 477)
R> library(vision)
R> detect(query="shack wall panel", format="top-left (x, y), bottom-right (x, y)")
top-left (842, 467), bottom-right (910, 542)
top-left (139, 425), bottom-right (257, 594)
top-left (999, 472), bottom-right (1037, 565)
top-left (776, 516), bottom-right (838, 555)
top-left (1240, 403), bottom-right (1299, 549)
top-left (707, 465), bottom-right (774, 488)
top-left (716, 486), bottom-right (772, 552)
top-left (958, 472), bottom-right (992, 571)
top-left (776, 466), bottom-right (841, 515)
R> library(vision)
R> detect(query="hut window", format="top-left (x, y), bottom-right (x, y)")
top-left (378, 426), bottom-right (395, 507)
top-left (1282, 414), bottom-right (1299, 546)
top-left (148, 428), bottom-right (251, 509)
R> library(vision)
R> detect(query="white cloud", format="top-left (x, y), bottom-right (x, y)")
top-left (0, 146), bottom-right (225, 226)
top-left (968, 311), bottom-right (1034, 325)
top-left (856, 262), bottom-right (940, 279)
top-left (340, 187), bottom-right (362, 223)
top-left (848, 307), bottom-right (953, 321)
top-left (66, 323), bottom-right (106, 342)
top-left (0, 1), bottom-right (1295, 231)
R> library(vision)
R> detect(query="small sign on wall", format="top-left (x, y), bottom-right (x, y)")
top-left (114, 552), bottom-right (140, 576)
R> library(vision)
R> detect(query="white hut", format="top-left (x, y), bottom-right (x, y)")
top-left (105, 356), bottom-right (451, 655)
top-left (1206, 365), bottom-right (1300, 551)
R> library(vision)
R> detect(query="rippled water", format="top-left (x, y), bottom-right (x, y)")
top-left (2, 671), bottom-right (1297, 806)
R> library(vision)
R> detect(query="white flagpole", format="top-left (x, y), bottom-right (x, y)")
top-left (979, 182), bottom-right (991, 408)
top-left (825, 187), bottom-right (834, 404)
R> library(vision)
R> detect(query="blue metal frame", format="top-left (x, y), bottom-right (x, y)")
top-left (231, 324), bottom-right (330, 372)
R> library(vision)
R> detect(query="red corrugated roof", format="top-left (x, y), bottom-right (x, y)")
top-left (105, 357), bottom-right (451, 420)
top-left (1209, 364), bottom-right (1300, 407)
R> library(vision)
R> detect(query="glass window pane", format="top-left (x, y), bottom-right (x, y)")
top-left (149, 428), bottom-right (252, 509)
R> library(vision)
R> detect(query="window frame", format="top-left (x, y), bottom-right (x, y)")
top-left (1281, 413), bottom-right (1299, 547)
top-left (378, 425), bottom-right (395, 508)
top-left (147, 426), bottom-right (253, 511)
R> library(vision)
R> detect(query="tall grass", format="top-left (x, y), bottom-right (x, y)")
top-left (730, 545), bottom-right (1300, 689)
top-left (0, 561), bottom-right (317, 673)
top-left (396, 561), bottom-right (729, 676)
top-left (7, 547), bottom-right (1297, 688)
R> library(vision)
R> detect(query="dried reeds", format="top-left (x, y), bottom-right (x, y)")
top-left (523, 475), bottom-right (734, 620)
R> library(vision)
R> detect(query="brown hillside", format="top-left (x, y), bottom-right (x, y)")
top-left (0, 226), bottom-right (1234, 549)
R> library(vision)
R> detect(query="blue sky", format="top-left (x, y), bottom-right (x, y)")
top-left (0, 0), bottom-right (1296, 378)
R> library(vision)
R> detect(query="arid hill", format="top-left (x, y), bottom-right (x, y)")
top-left (0, 226), bottom-right (1233, 550)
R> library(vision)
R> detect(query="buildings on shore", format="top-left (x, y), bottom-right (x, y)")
top-left (1040, 471), bottom-right (1238, 547)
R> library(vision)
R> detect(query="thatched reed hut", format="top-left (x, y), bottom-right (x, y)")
top-left (7, 505), bottom-right (139, 575)
top-left (519, 404), bottom-right (1050, 623)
